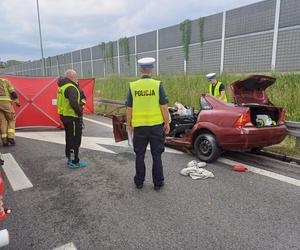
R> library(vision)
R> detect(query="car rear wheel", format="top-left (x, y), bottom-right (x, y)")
top-left (250, 147), bottom-right (263, 153)
top-left (194, 133), bottom-right (221, 162)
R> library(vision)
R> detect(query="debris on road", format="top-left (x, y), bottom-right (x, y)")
top-left (180, 160), bottom-right (214, 180)
top-left (232, 165), bottom-right (247, 172)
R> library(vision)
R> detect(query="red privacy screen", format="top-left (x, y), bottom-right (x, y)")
top-left (0, 75), bottom-right (95, 128)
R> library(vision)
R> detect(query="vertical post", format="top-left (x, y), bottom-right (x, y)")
top-left (220, 11), bottom-right (226, 73)
top-left (271, 0), bottom-right (281, 71)
top-left (296, 137), bottom-right (300, 148)
top-left (184, 60), bottom-right (187, 74)
top-left (36, 0), bottom-right (46, 76)
top-left (134, 35), bottom-right (138, 77)
top-left (156, 29), bottom-right (159, 75)
top-left (79, 49), bottom-right (83, 77)
top-left (44, 58), bottom-right (47, 76)
top-left (56, 56), bottom-right (60, 76)
top-left (90, 47), bottom-right (94, 77)
top-left (117, 40), bottom-right (120, 75)
top-left (103, 61), bottom-right (106, 78)
top-left (71, 52), bottom-right (74, 69)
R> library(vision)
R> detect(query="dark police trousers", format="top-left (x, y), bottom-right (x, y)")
top-left (63, 118), bottom-right (82, 164)
top-left (133, 124), bottom-right (165, 186)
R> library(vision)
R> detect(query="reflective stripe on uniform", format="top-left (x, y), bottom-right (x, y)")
top-left (73, 121), bottom-right (75, 137)
top-left (1, 134), bottom-right (7, 138)
top-left (8, 129), bottom-right (15, 133)
top-left (0, 96), bottom-right (11, 101)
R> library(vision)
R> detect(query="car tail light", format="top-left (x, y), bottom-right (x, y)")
top-left (234, 112), bottom-right (253, 127)
top-left (278, 109), bottom-right (286, 125)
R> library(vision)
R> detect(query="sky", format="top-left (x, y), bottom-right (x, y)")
top-left (0, 0), bottom-right (260, 62)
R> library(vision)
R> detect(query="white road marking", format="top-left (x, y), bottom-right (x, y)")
top-left (53, 242), bottom-right (77, 250)
top-left (84, 136), bottom-right (183, 154)
top-left (16, 131), bottom-right (116, 154)
top-left (83, 117), bottom-right (113, 128)
top-left (1, 153), bottom-right (33, 191)
top-left (0, 229), bottom-right (9, 248)
top-left (16, 131), bottom-right (183, 155)
top-left (218, 157), bottom-right (300, 188)
top-left (83, 117), bottom-right (183, 154)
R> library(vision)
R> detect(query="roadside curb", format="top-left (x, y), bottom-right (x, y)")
top-left (259, 150), bottom-right (300, 165)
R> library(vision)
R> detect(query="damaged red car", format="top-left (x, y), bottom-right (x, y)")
top-left (112, 75), bottom-right (288, 162)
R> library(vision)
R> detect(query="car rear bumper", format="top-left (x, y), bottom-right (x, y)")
top-left (220, 125), bottom-right (288, 150)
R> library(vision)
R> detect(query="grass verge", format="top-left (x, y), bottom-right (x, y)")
top-left (264, 136), bottom-right (300, 158)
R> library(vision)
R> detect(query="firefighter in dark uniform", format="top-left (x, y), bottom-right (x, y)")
top-left (206, 73), bottom-right (228, 102)
top-left (126, 57), bottom-right (170, 190)
top-left (57, 69), bottom-right (87, 169)
top-left (0, 78), bottom-right (20, 146)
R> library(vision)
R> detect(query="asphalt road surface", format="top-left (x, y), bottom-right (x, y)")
top-left (1, 115), bottom-right (299, 250)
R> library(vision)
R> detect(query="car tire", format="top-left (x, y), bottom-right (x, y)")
top-left (194, 133), bottom-right (221, 162)
top-left (250, 147), bottom-right (263, 153)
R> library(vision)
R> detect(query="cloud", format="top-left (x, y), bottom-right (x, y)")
top-left (0, 0), bottom-right (259, 61)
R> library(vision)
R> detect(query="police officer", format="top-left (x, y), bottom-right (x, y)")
top-left (126, 57), bottom-right (170, 191)
top-left (206, 73), bottom-right (228, 102)
top-left (0, 78), bottom-right (20, 146)
top-left (57, 69), bottom-right (87, 169)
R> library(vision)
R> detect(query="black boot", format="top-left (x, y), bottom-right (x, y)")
top-left (2, 138), bottom-right (8, 147)
top-left (7, 138), bottom-right (15, 146)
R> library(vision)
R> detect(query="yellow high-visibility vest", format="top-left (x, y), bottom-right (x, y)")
top-left (57, 83), bottom-right (80, 117)
top-left (209, 81), bottom-right (228, 102)
top-left (130, 78), bottom-right (164, 127)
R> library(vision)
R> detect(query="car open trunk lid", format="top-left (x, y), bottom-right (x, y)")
top-left (231, 75), bottom-right (275, 105)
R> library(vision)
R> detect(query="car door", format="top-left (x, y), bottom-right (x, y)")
top-left (112, 114), bottom-right (128, 142)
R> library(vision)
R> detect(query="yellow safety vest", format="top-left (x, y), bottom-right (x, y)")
top-left (209, 81), bottom-right (228, 102)
top-left (57, 83), bottom-right (80, 117)
top-left (130, 78), bottom-right (164, 127)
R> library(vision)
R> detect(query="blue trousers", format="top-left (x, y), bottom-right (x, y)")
top-left (133, 124), bottom-right (165, 186)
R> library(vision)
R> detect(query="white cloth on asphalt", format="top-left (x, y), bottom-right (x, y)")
top-left (180, 160), bottom-right (214, 180)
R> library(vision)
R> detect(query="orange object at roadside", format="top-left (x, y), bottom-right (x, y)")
top-left (233, 165), bottom-right (248, 172)
top-left (0, 174), bottom-right (6, 221)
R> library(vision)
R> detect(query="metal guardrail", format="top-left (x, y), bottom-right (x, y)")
top-left (93, 98), bottom-right (125, 117)
top-left (285, 121), bottom-right (300, 147)
top-left (93, 99), bottom-right (300, 147)
top-left (94, 98), bottom-right (125, 107)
